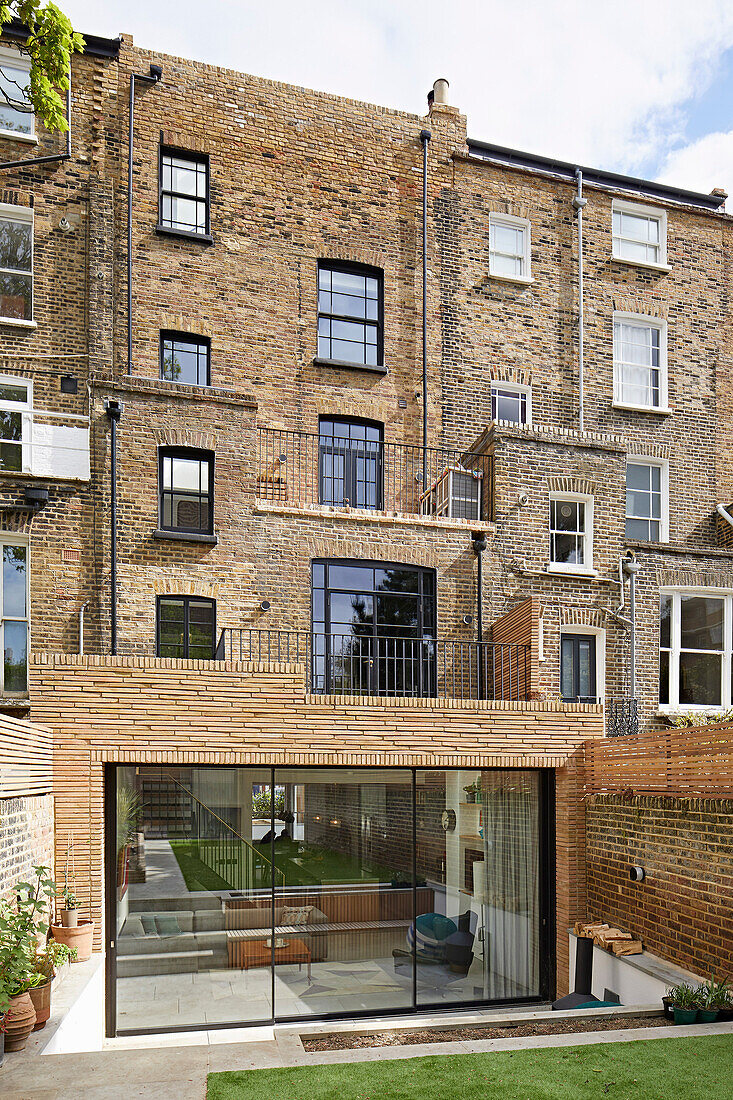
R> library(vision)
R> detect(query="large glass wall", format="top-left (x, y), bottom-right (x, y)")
top-left (111, 766), bottom-right (549, 1034)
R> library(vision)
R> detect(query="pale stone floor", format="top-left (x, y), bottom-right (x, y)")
top-left (117, 956), bottom-right (487, 1030)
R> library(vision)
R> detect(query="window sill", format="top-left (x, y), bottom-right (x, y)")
top-left (0, 130), bottom-right (37, 145)
top-left (153, 528), bottom-right (218, 545)
top-left (612, 402), bottom-right (673, 416)
top-left (612, 255), bottom-right (671, 274)
top-left (313, 356), bottom-right (388, 376)
top-left (488, 271), bottom-right (534, 286)
top-left (155, 224), bottom-right (214, 245)
top-left (0, 317), bottom-right (36, 330)
top-left (657, 706), bottom-right (726, 719)
top-left (545, 565), bottom-right (598, 579)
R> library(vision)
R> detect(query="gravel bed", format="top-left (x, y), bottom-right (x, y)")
top-left (302, 1013), bottom-right (668, 1050)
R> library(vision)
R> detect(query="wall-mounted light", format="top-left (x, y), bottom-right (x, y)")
top-left (60, 374), bottom-right (78, 394)
top-left (259, 600), bottom-right (271, 613)
top-left (629, 865), bottom-right (645, 882)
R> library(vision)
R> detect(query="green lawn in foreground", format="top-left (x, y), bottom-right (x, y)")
top-left (207, 1034), bottom-right (733, 1100)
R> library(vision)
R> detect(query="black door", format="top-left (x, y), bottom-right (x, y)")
top-left (318, 418), bottom-right (383, 509)
top-left (560, 633), bottom-right (597, 703)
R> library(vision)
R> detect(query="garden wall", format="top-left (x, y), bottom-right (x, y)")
top-left (586, 792), bottom-right (733, 979)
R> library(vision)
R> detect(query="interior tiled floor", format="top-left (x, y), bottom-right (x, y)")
top-left (116, 956), bottom-right (495, 1030)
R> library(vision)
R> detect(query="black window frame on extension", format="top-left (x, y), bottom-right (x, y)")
top-left (157, 145), bottom-right (212, 243)
top-left (318, 416), bottom-right (384, 510)
top-left (160, 331), bottom-right (211, 388)
top-left (158, 447), bottom-right (214, 536)
top-left (316, 261), bottom-right (384, 371)
top-left (156, 595), bottom-right (216, 660)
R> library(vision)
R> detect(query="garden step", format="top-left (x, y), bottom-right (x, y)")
top-left (116, 948), bottom-right (223, 977)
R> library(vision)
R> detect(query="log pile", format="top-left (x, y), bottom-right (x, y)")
top-left (573, 921), bottom-right (643, 956)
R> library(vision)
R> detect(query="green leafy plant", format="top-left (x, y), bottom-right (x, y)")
top-left (34, 940), bottom-right (76, 981)
top-left (0, 865), bottom-right (56, 1015)
top-left (666, 981), bottom-right (699, 1009)
top-left (252, 788), bottom-right (285, 818)
top-left (117, 784), bottom-right (142, 850)
top-left (60, 886), bottom-right (77, 910)
top-left (0, 1), bottom-right (84, 132)
top-left (701, 974), bottom-right (731, 1009)
top-left (665, 708), bottom-right (733, 728)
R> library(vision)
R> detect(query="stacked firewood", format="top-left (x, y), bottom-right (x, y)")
top-left (573, 920), bottom-right (643, 956)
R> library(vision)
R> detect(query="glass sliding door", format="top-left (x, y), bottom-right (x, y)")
top-left (113, 766), bottom-right (273, 1032)
top-left (272, 767), bottom-right (414, 1018)
top-left (415, 769), bottom-right (543, 1006)
top-left (110, 765), bottom-right (550, 1034)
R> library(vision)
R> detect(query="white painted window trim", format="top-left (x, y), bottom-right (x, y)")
top-left (612, 310), bottom-right (668, 412)
top-left (625, 455), bottom-right (669, 543)
top-left (0, 531), bottom-right (30, 695)
top-left (488, 212), bottom-right (532, 282)
top-left (0, 374), bottom-right (32, 473)
top-left (490, 380), bottom-right (532, 426)
top-left (612, 198), bottom-right (667, 269)
top-left (547, 492), bottom-right (594, 575)
top-left (0, 201), bottom-right (33, 325)
top-left (559, 625), bottom-right (606, 703)
top-left (658, 587), bottom-right (733, 715)
top-left (0, 46), bottom-right (35, 142)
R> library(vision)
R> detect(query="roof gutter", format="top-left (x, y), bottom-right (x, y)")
top-left (466, 138), bottom-right (727, 212)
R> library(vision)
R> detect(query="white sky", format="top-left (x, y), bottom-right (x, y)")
top-left (63, 0), bottom-right (733, 194)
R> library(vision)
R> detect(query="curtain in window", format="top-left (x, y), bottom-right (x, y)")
top-left (477, 770), bottom-right (540, 999)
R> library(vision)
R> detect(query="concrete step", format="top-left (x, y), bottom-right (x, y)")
top-left (116, 948), bottom-right (226, 977)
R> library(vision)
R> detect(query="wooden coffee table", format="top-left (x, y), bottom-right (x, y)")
top-left (231, 936), bottom-right (312, 982)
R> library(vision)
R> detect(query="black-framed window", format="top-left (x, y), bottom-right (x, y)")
top-left (318, 417), bottom-right (383, 509)
top-left (159, 148), bottom-right (210, 236)
top-left (160, 332), bottom-right (210, 387)
top-left (311, 559), bottom-right (436, 696)
top-left (156, 596), bottom-right (216, 659)
top-left (560, 633), bottom-right (597, 703)
top-left (159, 448), bottom-right (213, 534)
top-left (317, 262), bottom-right (383, 368)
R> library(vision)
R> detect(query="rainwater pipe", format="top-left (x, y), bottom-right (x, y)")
top-left (78, 601), bottom-right (89, 655)
top-left (716, 502), bottom-right (733, 530)
top-left (127, 64), bottom-right (163, 372)
top-left (573, 169), bottom-right (587, 432)
top-left (420, 127), bottom-right (431, 489)
top-left (105, 399), bottom-right (123, 655)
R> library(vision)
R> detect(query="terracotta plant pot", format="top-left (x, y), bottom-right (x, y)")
top-left (4, 991), bottom-right (37, 1051)
top-left (28, 979), bottom-right (52, 1030)
top-left (60, 908), bottom-right (78, 929)
top-left (51, 920), bottom-right (95, 962)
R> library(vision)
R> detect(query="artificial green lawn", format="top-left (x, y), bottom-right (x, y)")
top-left (206, 1034), bottom-right (733, 1100)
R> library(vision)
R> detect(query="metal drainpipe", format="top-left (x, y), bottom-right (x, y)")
top-left (420, 129), bottom-right (431, 491)
top-left (623, 556), bottom-right (641, 699)
top-left (0, 78), bottom-right (71, 171)
top-left (472, 532), bottom-right (488, 695)
top-left (127, 66), bottom-right (163, 372)
top-left (79, 601), bottom-right (89, 655)
top-left (573, 169), bottom-right (587, 432)
top-left (105, 400), bottom-right (123, 655)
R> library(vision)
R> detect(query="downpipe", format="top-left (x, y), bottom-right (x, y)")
top-left (105, 400), bottom-right (123, 655)
top-left (573, 169), bottom-right (587, 432)
top-left (127, 65), bottom-right (163, 372)
top-left (420, 128), bottom-right (431, 489)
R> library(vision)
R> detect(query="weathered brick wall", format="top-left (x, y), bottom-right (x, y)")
top-left (0, 794), bottom-right (53, 897)
top-left (586, 793), bottom-right (733, 978)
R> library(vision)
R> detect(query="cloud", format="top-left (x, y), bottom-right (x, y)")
top-left (62, 0), bottom-right (733, 177)
top-left (657, 130), bottom-right (733, 195)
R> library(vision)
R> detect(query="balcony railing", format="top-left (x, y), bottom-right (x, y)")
top-left (256, 427), bottom-right (493, 520)
top-left (607, 698), bottom-right (639, 737)
top-left (215, 629), bottom-right (529, 701)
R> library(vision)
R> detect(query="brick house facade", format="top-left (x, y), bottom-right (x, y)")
top-left (0, 26), bottom-right (731, 1031)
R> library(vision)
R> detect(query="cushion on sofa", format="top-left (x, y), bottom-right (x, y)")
top-left (282, 905), bottom-right (314, 925)
top-left (155, 914), bottom-right (181, 936)
top-left (121, 915), bottom-right (145, 938)
top-left (140, 914), bottom-right (157, 935)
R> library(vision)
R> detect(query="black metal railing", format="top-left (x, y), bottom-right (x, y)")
top-left (215, 628), bottom-right (529, 701)
top-left (607, 698), bottom-right (639, 737)
top-left (256, 427), bottom-right (494, 520)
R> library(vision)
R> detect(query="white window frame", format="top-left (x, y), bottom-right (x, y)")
top-left (0, 532), bottom-right (29, 695)
top-left (0, 46), bottom-right (36, 143)
top-left (0, 202), bottom-right (34, 328)
top-left (490, 381), bottom-right (532, 425)
top-left (612, 199), bottom-right (668, 271)
top-left (612, 311), bottom-right (669, 413)
top-left (659, 588), bottom-right (733, 715)
top-left (0, 374), bottom-right (32, 473)
top-left (488, 213), bottom-right (533, 284)
top-left (625, 456), bottom-right (669, 543)
top-left (559, 625), bottom-right (606, 704)
top-left (547, 492), bottom-right (595, 576)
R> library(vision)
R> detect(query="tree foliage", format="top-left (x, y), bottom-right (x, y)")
top-left (0, 1), bottom-right (84, 132)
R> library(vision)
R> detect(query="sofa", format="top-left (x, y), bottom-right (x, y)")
top-left (225, 902), bottom-right (330, 962)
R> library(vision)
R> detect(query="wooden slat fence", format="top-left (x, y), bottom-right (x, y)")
top-left (0, 713), bottom-right (53, 798)
top-left (585, 720), bottom-right (733, 797)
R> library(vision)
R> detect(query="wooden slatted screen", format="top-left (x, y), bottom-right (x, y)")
top-left (0, 713), bottom-right (53, 798)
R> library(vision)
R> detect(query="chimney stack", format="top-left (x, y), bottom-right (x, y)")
top-left (431, 78), bottom-right (450, 107)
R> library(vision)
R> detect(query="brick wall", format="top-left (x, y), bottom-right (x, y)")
top-left (0, 794), bottom-right (53, 898)
top-left (586, 792), bottom-right (733, 979)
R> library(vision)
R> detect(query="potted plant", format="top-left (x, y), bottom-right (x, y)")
top-left (25, 942), bottom-right (77, 1031)
top-left (0, 865), bottom-right (56, 1051)
top-left (58, 887), bottom-right (78, 929)
top-left (463, 782), bottom-right (479, 804)
top-left (51, 837), bottom-right (95, 961)
top-left (701, 974), bottom-right (731, 1023)
top-left (667, 981), bottom-right (699, 1025)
